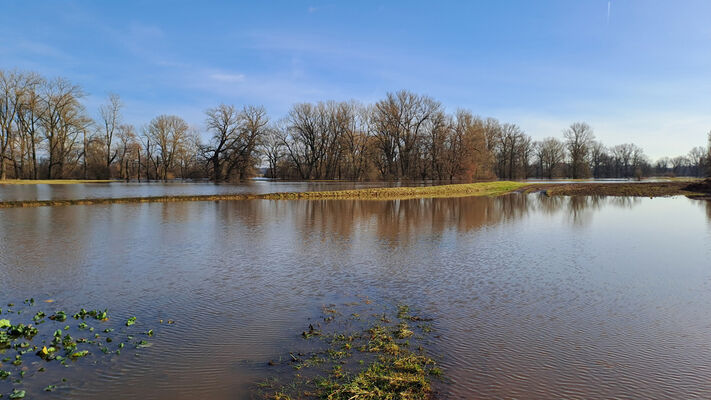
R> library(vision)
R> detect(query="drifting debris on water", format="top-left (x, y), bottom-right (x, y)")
top-left (257, 301), bottom-right (442, 399)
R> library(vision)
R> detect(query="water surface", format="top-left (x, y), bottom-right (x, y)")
top-left (1, 194), bottom-right (710, 399)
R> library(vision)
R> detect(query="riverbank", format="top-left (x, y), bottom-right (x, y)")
top-left (0, 180), bottom-right (709, 208)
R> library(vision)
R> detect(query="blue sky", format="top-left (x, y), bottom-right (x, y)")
top-left (1, 0), bottom-right (710, 159)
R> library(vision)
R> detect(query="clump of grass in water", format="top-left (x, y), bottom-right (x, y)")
top-left (257, 301), bottom-right (441, 399)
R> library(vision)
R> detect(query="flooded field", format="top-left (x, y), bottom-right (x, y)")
top-left (1, 193), bottom-right (711, 399)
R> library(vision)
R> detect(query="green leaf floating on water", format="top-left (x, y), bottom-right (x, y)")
top-left (125, 316), bottom-right (136, 326)
top-left (0, 319), bottom-right (10, 328)
top-left (50, 311), bottom-right (67, 322)
top-left (95, 309), bottom-right (108, 321)
top-left (70, 350), bottom-right (89, 358)
top-left (0, 370), bottom-right (10, 379)
top-left (44, 385), bottom-right (57, 392)
top-left (8, 389), bottom-right (25, 399)
top-left (32, 311), bottom-right (45, 322)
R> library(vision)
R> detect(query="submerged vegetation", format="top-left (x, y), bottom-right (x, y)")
top-left (0, 299), bottom-right (160, 398)
top-left (256, 302), bottom-right (441, 399)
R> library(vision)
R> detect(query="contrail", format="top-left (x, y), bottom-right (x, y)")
top-left (607, 1), bottom-right (611, 24)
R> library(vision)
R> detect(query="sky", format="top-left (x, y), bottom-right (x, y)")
top-left (1, 0), bottom-right (710, 160)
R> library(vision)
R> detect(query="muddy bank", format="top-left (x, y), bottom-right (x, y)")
top-left (681, 178), bottom-right (711, 197)
top-left (522, 181), bottom-right (709, 198)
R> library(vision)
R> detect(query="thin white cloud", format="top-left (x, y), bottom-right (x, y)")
top-left (209, 72), bottom-right (246, 83)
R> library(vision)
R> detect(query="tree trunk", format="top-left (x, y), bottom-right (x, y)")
top-left (212, 156), bottom-right (221, 181)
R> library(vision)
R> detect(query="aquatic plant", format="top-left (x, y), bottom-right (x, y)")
top-left (0, 301), bottom-right (163, 398)
top-left (257, 301), bottom-right (442, 399)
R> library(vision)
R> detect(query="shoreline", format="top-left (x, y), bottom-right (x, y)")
top-left (0, 181), bottom-right (708, 208)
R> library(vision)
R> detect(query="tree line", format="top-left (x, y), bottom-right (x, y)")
top-left (1, 69), bottom-right (710, 181)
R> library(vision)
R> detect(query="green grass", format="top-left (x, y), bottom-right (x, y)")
top-left (260, 181), bottom-right (529, 200)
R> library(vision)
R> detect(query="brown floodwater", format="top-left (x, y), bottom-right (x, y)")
top-left (1, 193), bottom-right (711, 399)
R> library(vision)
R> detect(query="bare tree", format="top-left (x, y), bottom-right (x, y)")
top-left (655, 157), bottom-right (670, 176)
top-left (145, 115), bottom-right (188, 180)
top-left (536, 137), bottom-right (566, 179)
top-left (15, 73), bottom-right (44, 179)
top-left (494, 123), bottom-right (530, 179)
top-left (423, 109), bottom-right (450, 180)
top-left (688, 146), bottom-right (706, 177)
top-left (339, 103), bottom-right (373, 180)
top-left (98, 93), bottom-right (122, 178)
top-left (116, 124), bottom-right (138, 180)
top-left (444, 111), bottom-right (490, 181)
top-left (372, 90), bottom-right (441, 179)
top-left (563, 122), bottom-right (594, 178)
top-left (0, 70), bottom-right (25, 180)
top-left (41, 77), bottom-right (88, 179)
top-left (283, 102), bottom-right (322, 179)
top-left (227, 105), bottom-right (268, 180)
top-left (589, 141), bottom-right (607, 178)
top-left (611, 144), bottom-right (633, 178)
top-left (202, 104), bottom-right (241, 181)
top-left (262, 125), bottom-right (285, 178)
top-left (670, 155), bottom-right (688, 176)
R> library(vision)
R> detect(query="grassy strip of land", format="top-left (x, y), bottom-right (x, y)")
top-left (0, 181), bottom-right (528, 208)
top-left (259, 181), bottom-right (528, 200)
top-left (0, 179), bottom-right (116, 185)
